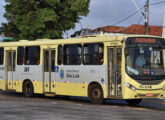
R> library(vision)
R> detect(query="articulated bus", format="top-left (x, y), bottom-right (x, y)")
top-left (0, 35), bottom-right (165, 105)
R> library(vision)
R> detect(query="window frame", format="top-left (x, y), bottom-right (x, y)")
top-left (0, 47), bottom-right (4, 65)
top-left (83, 43), bottom-right (104, 65)
top-left (58, 45), bottom-right (63, 65)
top-left (63, 44), bottom-right (82, 65)
top-left (24, 46), bottom-right (40, 65)
top-left (17, 46), bottom-right (24, 65)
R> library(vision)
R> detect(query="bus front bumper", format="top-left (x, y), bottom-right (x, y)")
top-left (123, 87), bottom-right (165, 99)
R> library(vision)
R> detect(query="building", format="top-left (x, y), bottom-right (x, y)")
top-left (92, 24), bottom-right (163, 37)
top-left (92, 26), bottom-right (125, 36)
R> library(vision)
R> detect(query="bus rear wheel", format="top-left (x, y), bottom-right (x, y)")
top-left (126, 99), bottom-right (142, 105)
top-left (23, 81), bottom-right (34, 97)
top-left (88, 83), bottom-right (104, 104)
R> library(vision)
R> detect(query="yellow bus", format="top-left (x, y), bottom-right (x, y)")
top-left (0, 35), bottom-right (165, 105)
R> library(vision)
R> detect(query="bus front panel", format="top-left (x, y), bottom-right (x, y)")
top-left (123, 37), bottom-right (165, 99)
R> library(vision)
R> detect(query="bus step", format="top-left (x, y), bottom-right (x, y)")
top-left (6, 89), bottom-right (16, 92)
top-left (45, 92), bottom-right (56, 97)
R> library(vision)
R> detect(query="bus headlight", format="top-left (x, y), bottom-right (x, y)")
top-left (125, 82), bottom-right (137, 91)
top-left (130, 86), bottom-right (137, 91)
top-left (125, 82), bottom-right (130, 88)
top-left (163, 86), bottom-right (165, 90)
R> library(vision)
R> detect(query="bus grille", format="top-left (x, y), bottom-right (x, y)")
top-left (136, 80), bottom-right (163, 85)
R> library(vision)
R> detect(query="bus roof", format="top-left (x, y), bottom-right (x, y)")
top-left (0, 34), bottom-right (163, 47)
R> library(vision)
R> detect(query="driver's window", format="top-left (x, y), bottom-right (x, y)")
top-left (125, 48), bottom-right (135, 68)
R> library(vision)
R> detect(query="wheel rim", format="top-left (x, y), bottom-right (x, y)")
top-left (92, 88), bottom-right (102, 99)
top-left (25, 84), bottom-right (32, 95)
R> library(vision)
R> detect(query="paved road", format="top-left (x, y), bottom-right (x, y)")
top-left (0, 91), bottom-right (165, 120)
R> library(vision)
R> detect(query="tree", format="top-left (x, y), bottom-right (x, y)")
top-left (1, 0), bottom-right (90, 40)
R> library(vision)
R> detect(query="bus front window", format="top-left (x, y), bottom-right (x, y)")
top-left (125, 47), bottom-right (165, 80)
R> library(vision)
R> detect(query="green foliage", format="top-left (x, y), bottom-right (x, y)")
top-left (1, 0), bottom-right (90, 40)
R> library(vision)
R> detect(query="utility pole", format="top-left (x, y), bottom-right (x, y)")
top-left (162, 11), bottom-right (165, 38)
top-left (145, 0), bottom-right (149, 35)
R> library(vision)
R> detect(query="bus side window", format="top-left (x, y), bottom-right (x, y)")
top-left (58, 45), bottom-right (62, 65)
top-left (83, 43), bottom-right (104, 65)
top-left (63, 44), bottom-right (82, 65)
top-left (0, 48), bottom-right (4, 65)
top-left (17, 46), bottom-right (24, 65)
top-left (25, 46), bottom-right (40, 65)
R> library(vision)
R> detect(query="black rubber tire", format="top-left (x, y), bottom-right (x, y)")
top-left (23, 81), bottom-right (34, 97)
top-left (88, 83), bottom-right (104, 104)
top-left (126, 99), bottom-right (142, 105)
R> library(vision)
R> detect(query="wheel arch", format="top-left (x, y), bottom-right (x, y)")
top-left (22, 79), bottom-right (34, 92)
top-left (88, 81), bottom-right (104, 96)
top-left (88, 81), bottom-right (104, 104)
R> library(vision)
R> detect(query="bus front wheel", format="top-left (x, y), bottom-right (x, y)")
top-left (88, 83), bottom-right (104, 104)
top-left (126, 99), bottom-right (142, 105)
top-left (23, 80), bottom-right (34, 97)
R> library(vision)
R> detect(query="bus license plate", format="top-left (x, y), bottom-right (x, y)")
top-left (146, 93), bottom-right (154, 97)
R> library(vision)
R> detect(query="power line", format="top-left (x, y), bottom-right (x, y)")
top-left (150, 1), bottom-right (165, 5)
top-left (112, 6), bottom-right (144, 26)
top-left (137, 16), bottom-right (143, 24)
top-left (112, 0), bottom-right (165, 26)
top-left (149, 1), bottom-right (165, 25)
top-left (131, 0), bottom-right (146, 22)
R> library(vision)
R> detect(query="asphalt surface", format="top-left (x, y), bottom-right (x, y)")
top-left (0, 91), bottom-right (165, 120)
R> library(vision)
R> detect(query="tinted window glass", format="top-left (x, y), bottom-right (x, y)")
top-left (0, 48), bottom-right (4, 65)
top-left (13, 52), bottom-right (16, 71)
top-left (17, 47), bottom-right (24, 65)
top-left (44, 51), bottom-right (49, 72)
top-left (63, 44), bottom-right (82, 65)
top-left (51, 50), bottom-right (55, 72)
top-left (83, 43), bottom-right (104, 65)
top-left (7, 52), bottom-right (12, 71)
top-left (25, 46), bottom-right (40, 65)
top-left (58, 45), bottom-right (62, 65)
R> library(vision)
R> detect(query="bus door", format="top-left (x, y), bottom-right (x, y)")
top-left (43, 49), bottom-right (55, 93)
top-left (108, 47), bottom-right (122, 97)
top-left (6, 51), bottom-right (16, 90)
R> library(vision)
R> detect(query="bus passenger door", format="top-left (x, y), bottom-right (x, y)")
top-left (43, 49), bottom-right (55, 93)
top-left (108, 47), bottom-right (122, 97)
top-left (6, 51), bottom-right (16, 90)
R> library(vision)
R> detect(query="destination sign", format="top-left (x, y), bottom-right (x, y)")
top-left (135, 38), bottom-right (156, 43)
top-left (126, 37), bottom-right (165, 48)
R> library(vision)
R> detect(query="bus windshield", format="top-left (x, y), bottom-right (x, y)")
top-left (125, 45), bottom-right (165, 80)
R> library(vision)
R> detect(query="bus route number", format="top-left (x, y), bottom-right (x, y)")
top-left (24, 67), bottom-right (30, 72)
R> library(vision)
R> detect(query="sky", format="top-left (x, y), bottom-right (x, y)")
top-left (68, 0), bottom-right (165, 37)
top-left (0, 0), bottom-right (6, 26)
top-left (0, 0), bottom-right (165, 38)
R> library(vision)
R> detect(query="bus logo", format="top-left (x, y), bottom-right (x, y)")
top-left (60, 68), bottom-right (64, 79)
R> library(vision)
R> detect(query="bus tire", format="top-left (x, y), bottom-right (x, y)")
top-left (23, 80), bottom-right (34, 97)
top-left (88, 83), bottom-right (104, 104)
top-left (126, 99), bottom-right (142, 105)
